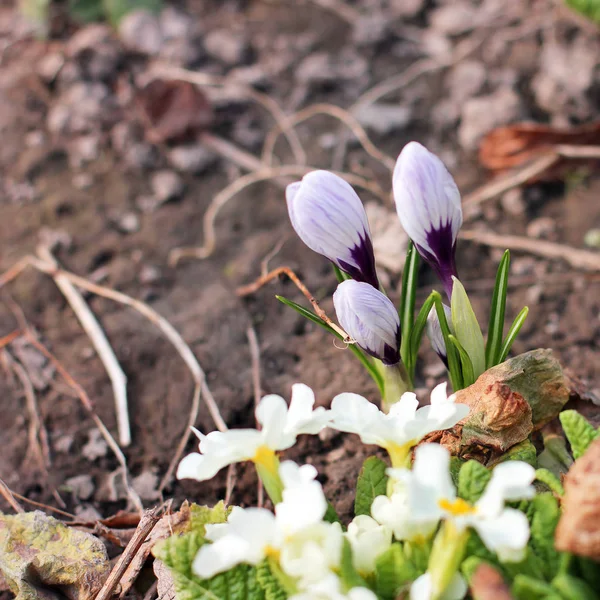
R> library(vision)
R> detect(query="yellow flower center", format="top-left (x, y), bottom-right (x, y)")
top-left (438, 497), bottom-right (476, 517)
top-left (385, 441), bottom-right (415, 467)
top-left (253, 445), bottom-right (277, 468)
top-left (264, 545), bottom-right (281, 560)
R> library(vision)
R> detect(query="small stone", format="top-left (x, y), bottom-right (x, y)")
top-left (526, 217), bottom-right (555, 239)
top-left (355, 103), bottom-right (411, 135)
top-left (352, 15), bottom-right (389, 46)
top-left (116, 212), bottom-right (140, 234)
top-left (54, 434), bottom-right (74, 454)
top-left (73, 173), bottom-right (94, 190)
top-left (159, 7), bottom-right (192, 39)
top-left (119, 10), bottom-right (163, 56)
top-left (136, 195), bottom-right (162, 213)
top-left (68, 135), bottom-right (100, 168)
top-left (584, 229), bottom-right (600, 248)
top-left (389, 0), bottom-right (424, 17)
top-left (125, 143), bottom-right (158, 170)
top-left (37, 52), bottom-right (64, 82)
top-left (430, 2), bottom-right (474, 35)
top-left (204, 29), bottom-right (249, 65)
top-left (25, 131), bottom-right (46, 148)
top-left (139, 264), bottom-right (161, 284)
top-left (74, 504), bottom-right (102, 521)
top-left (168, 144), bottom-right (218, 173)
top-left (67, 24), bottom-right (122, 81)
top-left (132, 470), bottom-right (160, 501)
top-left (151, 170), bottom-right (184, 203)
top-left (458, 87), bottom-right (522, 151)
top-left (501, 188), bottom-right (526, 216)
top-left (448, 60), bottom-right (486, 103)
top-left (65, 474), bottom-right (95, 500)
top-left (82, 428), bottom-right (109, 461)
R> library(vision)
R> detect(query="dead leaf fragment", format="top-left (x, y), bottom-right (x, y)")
top-left (470, 563), bottom-right (513, 600)
top-left (555, 439), bottom-right (600, 560)
top-left (154, 559), bottom-right (176, 600)
top-left (0, 511), bottom-right (110, 600)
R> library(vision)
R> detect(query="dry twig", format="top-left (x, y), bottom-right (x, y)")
top-left (246, 326), bottom-right (264, 507)
top-left (168, 165), bottom-right (387, 265)
top-left (237, 266), bottom-right (350, 341)
top-left (0, 477), bottom-right (25, 513)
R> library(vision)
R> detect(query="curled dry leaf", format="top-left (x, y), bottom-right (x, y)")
top-left (424, 349), bottom-right (569, 463)
top-left (0, 511), bottom-right (110, 600)
top-left (470, 563), bottom-right (513, 600)
top-left (555, 439), bottom-right (600, 560)
top-left (479, 120), bottom-right (600, 172)
top-left (136, 80), bottom-right (213, 144)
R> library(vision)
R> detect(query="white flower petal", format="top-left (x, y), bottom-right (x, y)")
top-left (286, 383), bottom-right (331, 436)
top-left (476, 461), bottom-right (535, 517)
top-left (192, 535), bottom-right (252, 579)
top-left (176, 452), bottom-right (232, 481)
top-left (388, 392), bottom-right (419, 421)
top-left (410, 573), bottom-right (467, 600)
top-left (255, 394), bottom-right (289, 447)
top-left (473, 508), bottom-right (530, 563)
top-left (330, 392), bottom-right (387, 446)
top-left (346, 515), bottom-right (392, 573)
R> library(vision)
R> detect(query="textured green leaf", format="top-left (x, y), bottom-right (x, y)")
top-left (559, 410), bottom-right (600, 459)
top-left (551, 574), bottom-right (598, 600)
top-left (451, 277), bottom-right (486, 379)
top-left (255, 561), bottom-right (287, 600)
top-left (189, 502), bottom-right (230, 533)
top-left (374, 544), bottom-right (418, 600)
top-left (503, 547), bottom-right (546, 582)
top-left (529, 494), bottom-right (561, 580)
top-left (534, 468), bottom-right (564, 496)
top-left (492, 439), bottom-right (538, 468)
top-left (457, 460), bottom-right (491, 503)
top-left (511, 574), bottom-right (556, 599)
top-left (324, 501), bottom-right (341, 525)
top-left (449, 456), bottom-right (464, 487)
top-left (354, 456), bottom-right (388, 517)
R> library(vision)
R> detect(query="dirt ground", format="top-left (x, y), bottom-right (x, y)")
top-left (0, 0), bottom-right (599, 521)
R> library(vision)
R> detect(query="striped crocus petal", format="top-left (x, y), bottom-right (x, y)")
top-left (333, 280), bottom-right (400, 365)
top-left (393, 142), bottom-right (463, 297)
top-left (426, 303), bottom-right (452, 366)
top-left (286, 171), bottom-right (379, 288)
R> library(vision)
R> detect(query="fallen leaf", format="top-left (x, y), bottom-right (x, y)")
top-left (470, 563), bottom-right (513, 600)
top-left (555, 439), bottom-right (600, 560)
top-left (136, 80), bottom-right (212, 144)
top-left (153, 559), bottom-right (176, 600)
top-left (0, 511), bottom-right (110, 600)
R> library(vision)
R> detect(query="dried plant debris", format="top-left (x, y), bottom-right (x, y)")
top-left (555, 439), bottom-right (600, 560)
top-left (0, 511), bottom-right (110, 600)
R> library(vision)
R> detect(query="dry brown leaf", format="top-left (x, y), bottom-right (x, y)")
top-left (470, 563), bottom-right (513, 600)
top-left (555, 439), bottom-right (600, 560)
top-left (0, 511), bottom-right (110, 600)
top-left (154, 559), bottom-right (176, 600)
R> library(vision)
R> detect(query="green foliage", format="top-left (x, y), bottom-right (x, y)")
top-left (551, 574), bottom-right (598, 600)
top-left (374, 544), bottom-right (418, 600)
top-left (498, 306), bottom-right (529, 363)
top-left (529, 494), bottom-right (561, 581)
top-left (457, 460), bottom-right (491, 503)
top-left (103, 0), bottom-right (161, 25)
top-left (399, 242), bottom-right (420, 372)
top-left (534, 468), bottom-right (564, 496)
top-left (485, 250), bottom-right (510, 369)
top-left (340, 539), bottom-right (369, 590)
top-left (409, 293), bottom-right (436, 379)
top-left (68, 0), bottom-right (104, 21)
top-left (559, 410), bottom-right (600, 459)
top-left (354, 456), bottom-right (388, 517)
top-left (512, 574), bottom-right (557, 599)
top-left (576, 557), bottom-right (600, 591)
top-left (565, 0), bottom-right (600, 22)
top-left (495, 439), bottom-right (538, 467)
top-left (189, 502), bottom-right (230, 533)
top-left (449, 456), bottom-right (463, 486)
top-left (461, 556), bottom-right (486, 584)
top-left (255, 561), bottom-right (287, 600)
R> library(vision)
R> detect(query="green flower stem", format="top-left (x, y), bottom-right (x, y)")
top-left (427, 521), bottom-right (470, 600)
top-left (254, 450), bottom-right (284, 505)
top-left (377, 361), bottom-right (411, 413)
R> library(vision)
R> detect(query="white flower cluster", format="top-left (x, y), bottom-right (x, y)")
top-left (178, 383), bottom-right (536, 600)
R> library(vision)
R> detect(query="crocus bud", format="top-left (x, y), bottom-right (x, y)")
top-left (333, 280), bottom-right (400, 365)
top-left (393, 142), bottom-right (463, 298)
top-left (427, 303), bottom-right (452, 366)
top-left (286, 171), bottom-right (379, 288)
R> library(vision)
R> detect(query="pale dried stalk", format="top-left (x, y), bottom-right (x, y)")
top-left (246, 326), bottom-right (264, 507)
top-left (37, 246), bottom-right (131, 448)
top-left (168, 165), bottom-right (387, 264)
top-left (0, 477), bottom-right (24, 513)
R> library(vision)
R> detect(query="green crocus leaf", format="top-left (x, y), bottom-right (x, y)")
top-left (559, 410), bottom-right (600, 459)
top-left (511, 574), bottom-right (557, 599)
top-left (450, 277), bottom-right (486, 379)
top-left (457, 460), bottom-right (491, 504)
top-left (354, 456), bottom-right (388, 517)
top-left (551, 574), bottom-right (598, 600)
top-left (374, 544), bottom-right (418, 600)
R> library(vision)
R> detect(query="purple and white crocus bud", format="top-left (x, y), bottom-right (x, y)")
top-left (287, 171), bottom-right (379, 289)
top-left (393, 142), bottom-right (463, 298)
top-left (333, 280), bottom-right (400, 365)
top-left (427, 304), bottom-right (452, 367)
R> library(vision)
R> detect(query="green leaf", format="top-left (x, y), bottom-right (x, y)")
top-left (485, 250), bottom-right (510, 369)
top-left (374, 544), bottom-right (418, 600)
top-left (449, 456), bottom-right (464, 487)
top-left (189, 502), bottom-right (230, 533)
top-left (68, 0), bottom-right (104, 22)
top-left (451, 277), bottom-right (486, 379)
top-left (503, 547), bottom-right (546, 582)
top-left (277, 295), bottom-right (384, 392)
top-left (354, 456), bottom-right (388, 517)
top-left (399, 242), bottom-right (420, 368)
top-left (333, 264), bottom-right (351, 283)
top-left (324, 501), bottom-right (342, 525)
top-left (559, 410), bottom-right (600, 459)
top-left (448, 334), bottom-right (475, 387)
top-left (534, 468), bottom-right (564, 496)
top-left (457, 460), bottom-right (491, 503)
top-left (103, 0), bottom-right (161, 26)
top-left (565, 0), bottom-right (600, 23)
top-left (529, 493), bottom-right (561, 580)
top-left (492, 439), bottom-right (538, 467)
top-left (340, 539), bottom-right (369, 590)
top-left (461, 556), bottom-right (486, 584)
top-left (408, 292), bottom-right (436, 378)
top-left (511, 574), bottom-right (556, 600)
top-left (465, 531), bottom-right (503, 572)
top-left (433, 292), bottom-right (463, 391)
top-left (551, 574), bottom-right (598, 600)
top-left (576, 557), bottom-right (600, 591)
top-left (256, 560), bottom-right (287, 600)
top-left (498, 306), bottom-right (529, 363)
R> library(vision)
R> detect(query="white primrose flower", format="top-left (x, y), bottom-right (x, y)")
top-left (333, 280), bottom-right (401, 365)
top-left (346, 515), bottom-right (392, 574)
top-left (289, 574), bottom-right (378, 600)
top-left (410, 573), bottom-right (468, 600)
top-left (287, 170), bottom-right (379, 288)
top-left (387, 444), bottom-right (535, 562)
top-left (177, 384), bottom-right (330, 481)
top-left (192, 461), bottom-right (330, 580)
top-left (330, 383), bottom-right (469, 466)
top-left (393, 142), bottom-right (463, 298)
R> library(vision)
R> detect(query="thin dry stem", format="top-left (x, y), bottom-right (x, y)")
top-left (261, 103), bottom-right (395, 171)
top-left (10, 489), bottom-right (76, 519)
top-left (246, 326), bottom-right (264, 507)
top-left (224, 464), bottom-right (238, 507)
top-left (237, 266), bottom-right (350, 341)
top-left (36, 246), bottom-right (131, 448)
top-left (0, 477), bottom-right (25, 513)
top-left (168, 165), bottom-right (387, 264)
top-left (0, 329), bottom-right (22, 349)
